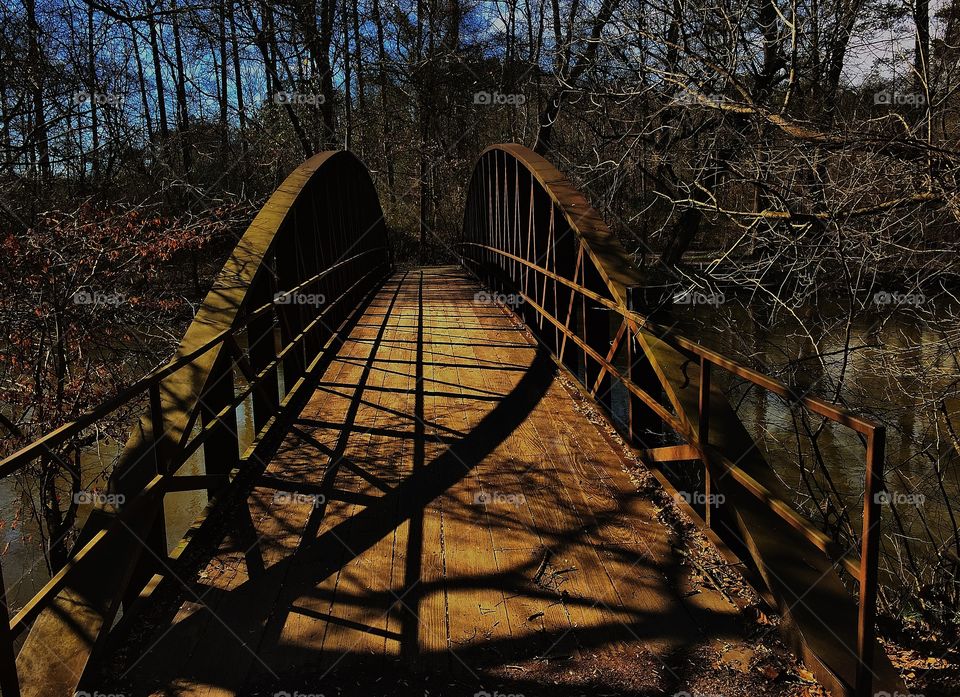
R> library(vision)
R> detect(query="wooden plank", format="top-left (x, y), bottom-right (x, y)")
top-left (534, 381), bottom-right (747, 650)
top-left (306, 278), bottom-right (411, 674)
top-left (453, 278), bottom-right (575, 662)
top-left (464, 286), bottom-right (657, 660)
top-left (422, 269), bottom-right (511, 677)
top-left (396, 270), bottom-right (451, 674)
top-left (263, 276), bottom-right (407, 678)
top-left (380, 277), bottom-right (427, 667)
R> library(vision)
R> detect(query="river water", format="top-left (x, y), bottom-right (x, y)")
top-left (656, 290), bottom-right (960, 573)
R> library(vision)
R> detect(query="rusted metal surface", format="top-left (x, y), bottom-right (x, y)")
top-left (0, 151), bottom-right (391, 697)
top-left (857, 428), bottom-right (886, 697)
top-left (460, 143), bottom-right (903, 697)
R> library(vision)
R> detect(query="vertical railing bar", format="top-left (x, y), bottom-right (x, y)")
top-left (149, 381), bottom-right (164, 476)
top-left (0, 555), bottom-right (21, 697)
top-left (699, 356), bottom-right (712, 528)
top-left (856, 426), bottom-right (885, 697)
top-left (222, 334), bottom-right (280, 419)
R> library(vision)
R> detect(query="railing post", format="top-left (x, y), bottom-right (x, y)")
top-left (123, 382), bottom-right (169, 609)
top-left (626, 286), bottom-right (665, 449)
top-left (581, 261), bottom-right (611, 409)
top-left (0, 559), bottom-right (21, 697)
top-left (560, 291), bottom-right (582, 377)
top-left (248, 275), bottom-right (281, 434)
top-left (200, 351), bottom-right (240, 497)
top-left (582, 297), bottom-right (609, 409)
top-left (856, 426), bottom-right (885, 697)
top-left (699, 356), bottom-right (712, 528)
top-left (275, 234), bottom-right (306, 392)
top-left (149, 382), bottom-right (165, 474)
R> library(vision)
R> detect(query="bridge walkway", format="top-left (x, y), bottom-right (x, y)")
top-left (92, 268), bottom-right (773, 697)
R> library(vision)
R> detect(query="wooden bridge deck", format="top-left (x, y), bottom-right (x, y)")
top-left (94, 268), bottom-right (772, 696)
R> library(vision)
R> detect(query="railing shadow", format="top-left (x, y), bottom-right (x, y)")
top-left (87, 268), bottom-right (739, 697)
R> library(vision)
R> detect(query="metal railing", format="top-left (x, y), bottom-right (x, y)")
top-left (460, 143), bottom-right (886, 697)
top-left (0, 151), bottom-right (391, 697)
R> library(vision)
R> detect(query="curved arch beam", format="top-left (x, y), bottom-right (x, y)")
top-left (14, 151), bottom-right (391, 697)
top-left (472, 143), bottom-right (642, 305)
top-left (460, 143), bottom-right (903, 697)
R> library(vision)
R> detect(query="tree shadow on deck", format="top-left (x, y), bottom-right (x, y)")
top-left (87, 270), bottom-right (770, 697)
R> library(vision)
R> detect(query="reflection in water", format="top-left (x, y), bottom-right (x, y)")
top-left (674, 294), bottom-right (960, 571)
top-left (594, 288), bottom-right (958, 594)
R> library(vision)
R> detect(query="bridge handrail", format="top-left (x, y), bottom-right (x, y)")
top-left (0, 150), bottom-right (392, 697)
top-left (460, 143), bottom-right (886, 697)
top-left (0, 248), bottom-right (386, 477)
top-left (459, 242), bottom-right (877, 433)
top-left (0, 256), bottom-right (387, 639)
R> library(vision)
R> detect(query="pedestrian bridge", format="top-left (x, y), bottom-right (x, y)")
top-left (0, 146), bottom-right (906, 697)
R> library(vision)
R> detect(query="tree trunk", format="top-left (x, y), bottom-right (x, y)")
top-left (244, 0), bottom-right (313, 156)
top-left (218, 0), bottom-right (230, 153)
top-left (318, 0), bottom-right (338, 147)
top-left (170, 0), bottom-right (192, 174)
top-left (371, 0), bottom-right (396, 203)
top-left (0, 68), bottom-right (11, 175)
top-left (87, 2), bottom-right (100, 182)
top-left (341, 0), bottom-right (353, 150)
top-left (228, 0), bottom-right (248, 164)
top-left (148, 2), bottom-right (170, 144)
top-left (130, 22), bottom-right (155, 145)
top-left (24, 0), bottom-right (50, 178)
top-left (534, 0), bottom-right (621, 153)
top-left (351, 0), bottom-right (366, 122)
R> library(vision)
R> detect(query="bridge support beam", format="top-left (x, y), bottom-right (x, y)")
top-left (626, 286), bottom-right (666, 450)
top-left (248, 272), bottom-right (281, 433)
top-left (276, 236), bottom-right (306, 393)
top-left (201, 351), bottom-right (240, 498)
top-left (583, 264), bottom-right (611, 412)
